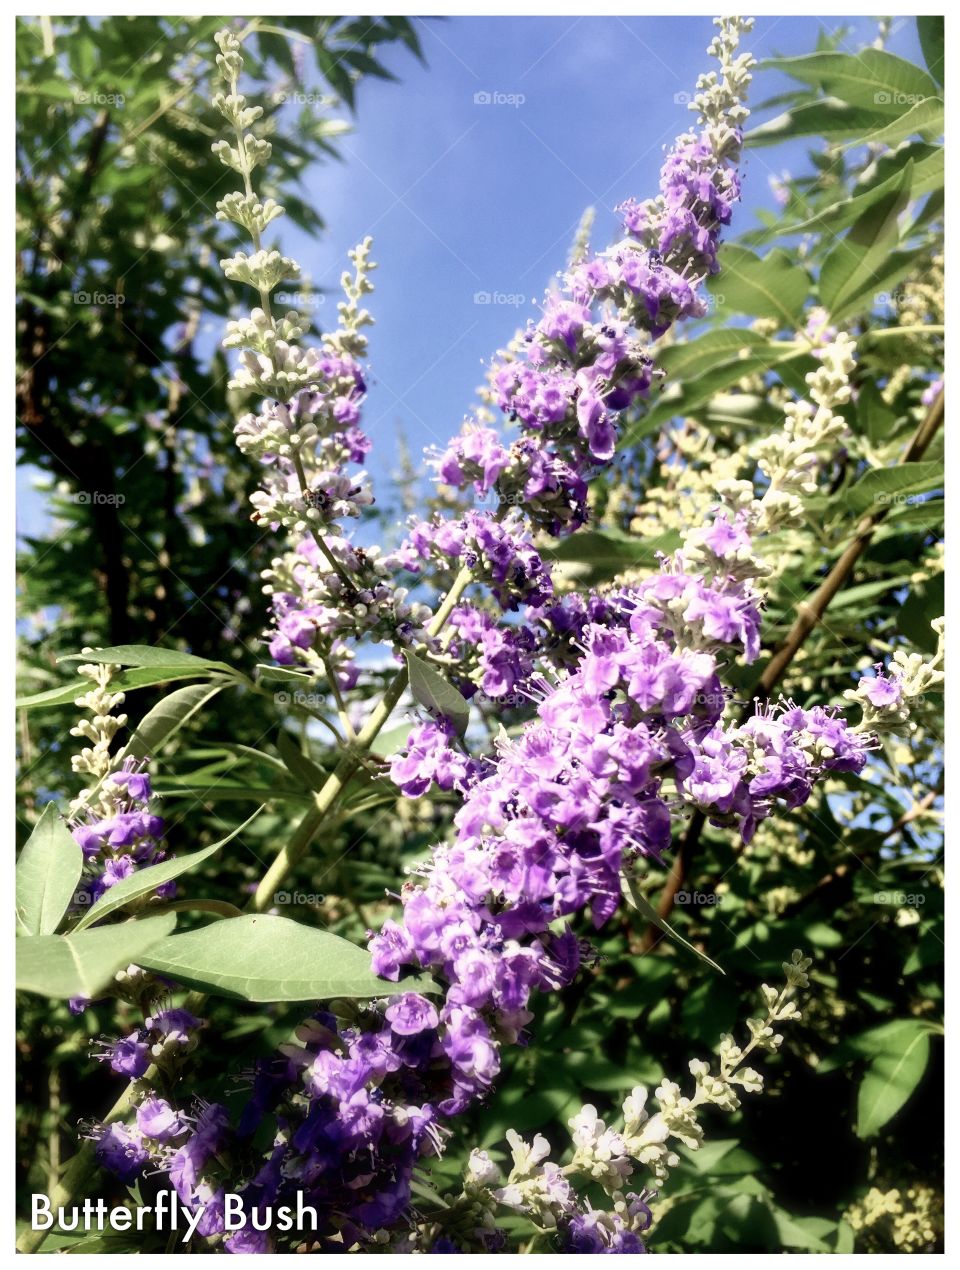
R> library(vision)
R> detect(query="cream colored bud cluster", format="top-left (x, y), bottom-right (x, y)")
top-left (746, 332), bottom-right (857, 533)
top-left (223, 306), bottom-right (307, 357)
top-left (696, 16), bottom-right (756, 146)
top-left (69, 662), bottom-right (126, 779)
top-left (68, 660), bottom-right (128, 814)
top-left (326, 237), bottom-right (378, 361)
top-left (845, 618), bottom-right (944, 736)
top-left (230, 338), bottom-right (320, 397)
top-left (221, 248), bottom-right (300, 294)
top-left (846, 1184), bottom-right (941, 1252)
top-left (463, 952), bottom-right (810, 1251)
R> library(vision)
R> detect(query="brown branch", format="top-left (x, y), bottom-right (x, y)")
top-left (642, 388), bottom-right (944, 950)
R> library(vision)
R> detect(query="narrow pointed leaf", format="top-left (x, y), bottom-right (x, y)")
top-left (137, 914), bottom-right (438, 1002)
top-left (16, 804), bottom-right (83, 936)
top-left (622, 873), bottom-right (724, 974)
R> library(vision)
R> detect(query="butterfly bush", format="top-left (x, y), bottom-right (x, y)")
top-left (64, 17), bottom-right (937, 1255)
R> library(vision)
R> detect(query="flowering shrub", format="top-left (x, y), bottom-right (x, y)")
top-left (16, 13), bottom-right (943, 1256)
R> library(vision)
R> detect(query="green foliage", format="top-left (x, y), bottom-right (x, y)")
top-left (136, 914), bottom-right (436, 1002)
top-left (405, 650), bottom-right (471, 739)
top-left (15, 804), bottom-right (82, 935)
top-left (17, 913), bottom-right (177, 998)
top-left (16, 13), bottom-right (422, 813)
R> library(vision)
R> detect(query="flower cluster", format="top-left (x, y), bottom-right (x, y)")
top-left (432, 18), bottom-right (755, 536)
top-left (66, 662), bottom-right (169, 908)
top-left (264, 537), bottom-right (433, 672)
top-left (846, 618), bottom-right (944, 736)
top-left (400, 952), bottom-right (811, 1252)
top-left (392, 509), bottom-right (553, 611)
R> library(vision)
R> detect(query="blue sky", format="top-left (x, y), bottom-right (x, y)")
top-left (17, 14), bottom-right (924, 535)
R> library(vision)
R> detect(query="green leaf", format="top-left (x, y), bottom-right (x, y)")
top-left (74, 811), bottom-right (264, 932)
top-left (747, 98), bottom-right (892, 147)
top-left (762, 50), bottom-right (937, 114)
top-left (897, 573), bottom-right (944, 654)
top-left (59, 644), bottom-right (233, 672)
top-left (254, 663), bottom-right (314, 684)
top-left (16, 804), bottom-right (82, 936)
top-left (404, 651), bottom-right (470, 739)
top-left (276, 731), bottom-right (327, 790)
top-left (856, 1023), bottom-right (932, 1137)
top-left (709, 245), bottom-right (809, 328)
top-left (843, 461), bottom-right (942, 516)
top-left (649, 328), bottom-right (771, 379)
top-left (916, 17), bottom-right (944, 87)
top-left (621, 339), bottom-right (807, 445)
top-left (855, 379), bottom-right (899, 444)
top-left (768, 1208), bottom-right (832, 1253)
top-left (124, 680), bottom-right (227, 761)
top-left (543, 528), bottom-right (681, 581)
top-left (780, 148), bottom-right (942, 238)
top-left (819, 161), bottom-right (913, 322)
top-left (841, 96), bottom-right (943, 150)
top-left (16, 666), bottom-right (223, 711)
top-left (621, 872), bottom-right (724, 975)
top-left (137, 914), bottom-right (437, 1002)
top-left (16, 914), bottom-right (177, 999)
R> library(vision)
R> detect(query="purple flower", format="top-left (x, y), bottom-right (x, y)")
top-left (96, 1033), bottom-right (150, 1078)
top-left (137, 1096), bottom-right (185, 1142)
top-left (91, 1123), bottom-right (150, 1183)
top-left (384, 993), bottom-right (440, 1036)
top-left (859, 668), bottom-right (902, 708)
